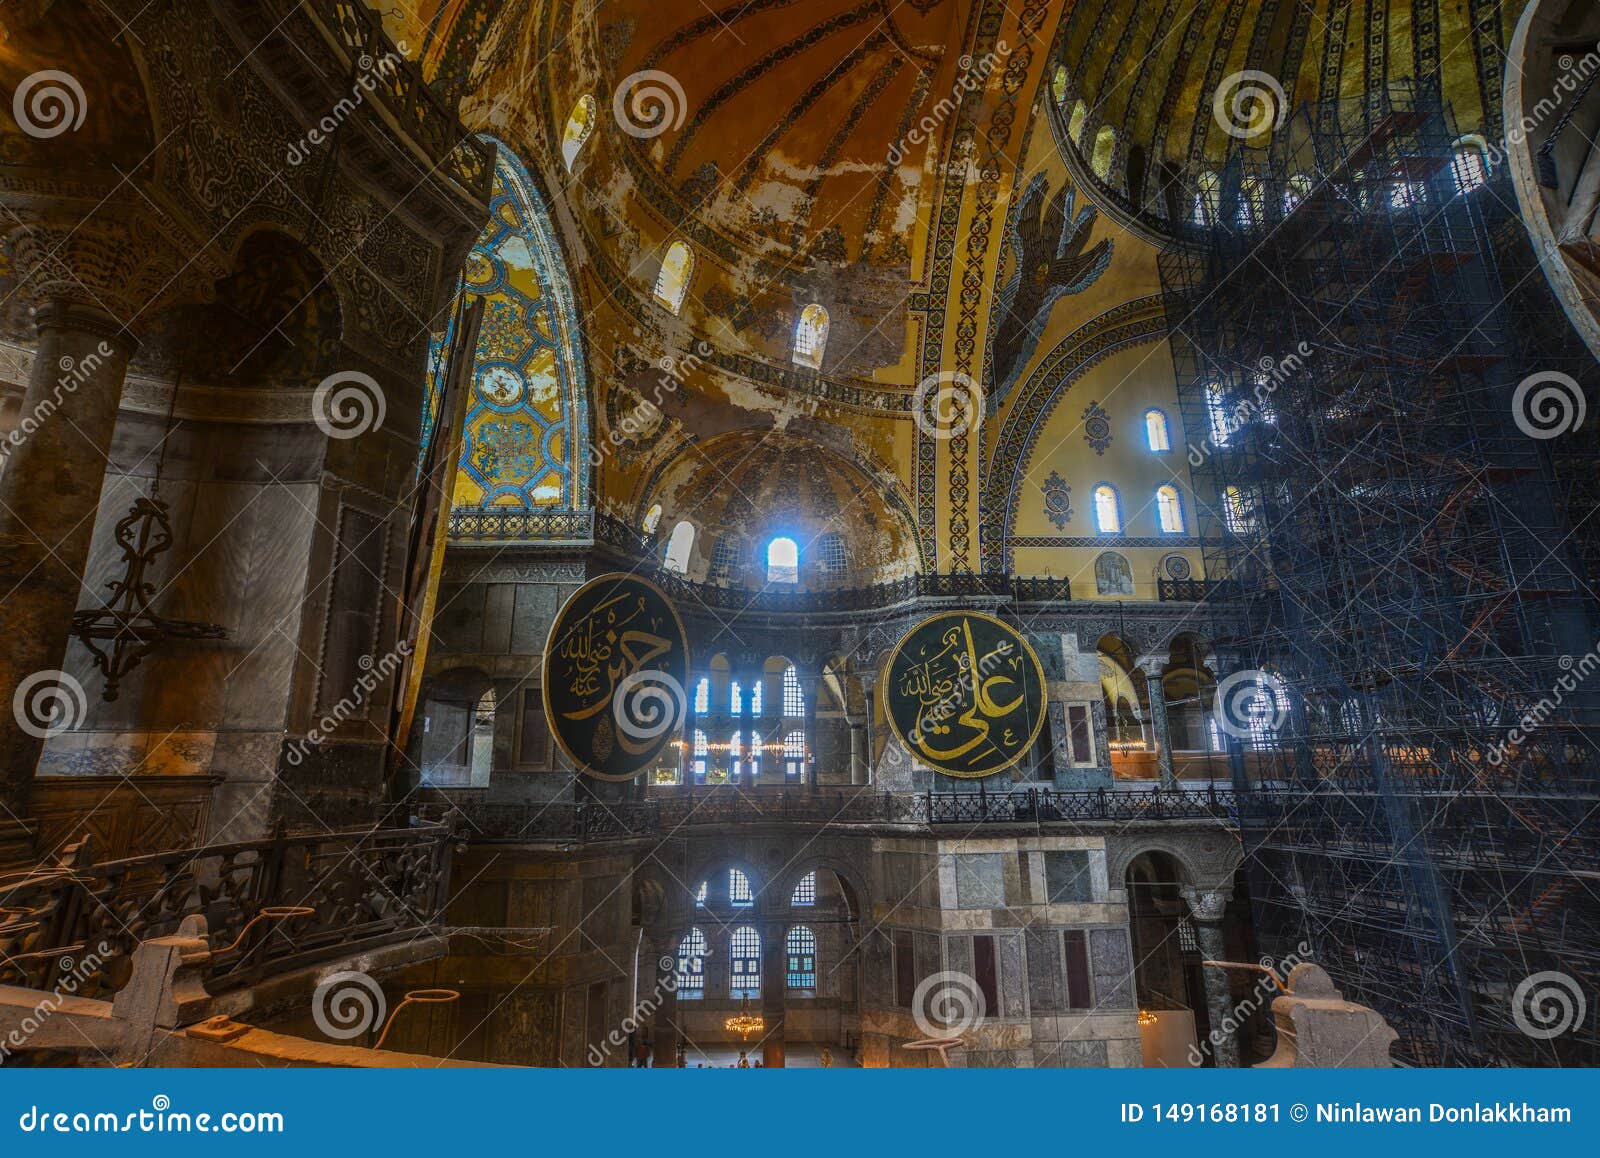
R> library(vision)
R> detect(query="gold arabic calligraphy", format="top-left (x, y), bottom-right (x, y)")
top-left (556, 591), bottom-right (671, 756)
top-left (897, 618), bottom-right (1027, 765)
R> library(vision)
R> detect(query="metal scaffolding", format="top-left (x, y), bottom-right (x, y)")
top-left (1160, 89), bottom-right (1600, 1066)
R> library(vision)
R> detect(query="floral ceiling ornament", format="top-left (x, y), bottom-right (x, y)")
top-left (1082, 400), bottom-right (1113, 455)
top-left (1042, 470), bottom-right (1073, 529)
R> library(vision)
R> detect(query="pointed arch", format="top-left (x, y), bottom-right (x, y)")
top-left (447, 141), bottom-right (591, 520)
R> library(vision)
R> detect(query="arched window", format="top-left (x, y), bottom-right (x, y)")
top-left (748, 735), bottom-right (762, 779)
top-left (708, 534), bottom-right (742, 582)
top-left (1156, 485), bottom-right (1185, 534)
top-left (782, 665), bottom-right (804, 716)
top-left (1239, 177), bottom-right (1266, 227)
top-left (817, 532), bottom-right (847, 576)
top-left (694, 880), bottom-right (708, 907)
top-left (1192, 171), bottom-right (1220, 226)
top-left (1091, 126), bottom-right (1116, 180)
top-left (786, 925), bottom-right (818, 992)
top-left (730, 926), bottom-right (761, 998)
top-left (729, 730), bottom-right (743, 781)
top-left (561, 94), bottom-right (596, 170)
top-left (1205, 382), bottom-right (1233, 447)
top-left (1093, 484), bottom-right (1121, 533)
top-left (1224, 485), bottom-right (1256, 533)
top-left (1051, 65), bottom-right (1068, 106)
top-left (1067, 100), bottom-right (1088, 145)
top-left (693, 677), bottom-right (710, 715)
top-left (1095, 552), bottom-right (1135, 597)
top-left (791, 870), bottom-right (817, 907)
top-left (653, 241), bottom-right (694, 315)
top-left (1452, 138), bottom-right (1489, 193)
top-left (449, 145), bottom-right (589, 517)
top-left (663, 519), bottom-right (695, 573)
top-left (691, 728), bottom-right (709, 782)
top-left (767, 536), bottom-right (799, 584)
top-left (1284, 173), bottom-right (1313, 213)
top-left (1144, 409), bottom-right (1171, 452)
top-left (677, 928), bottom-right (707, 997)
top-left (642, 503), bottom-right (663, 534)
top-left (750, 678), bottom-right (763, 716)
top-left (729, 868), bottom-right (753, 907)
top-left (783, 729), bottom-right (806, 781)
top-left (466, 688), bottom-right (496, 786)
top-left (793, 304), bottom-right (829, 369)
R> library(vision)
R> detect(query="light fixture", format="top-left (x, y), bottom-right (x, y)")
top-left (1137, 1009), bottom-right (1158, 1026)
top-left (724, 996), bottom-right (765, 1041)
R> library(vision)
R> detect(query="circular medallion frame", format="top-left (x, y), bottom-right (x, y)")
top-left (542, 572), bottom-right (691, 782)
top-left (879, 610), bottom-right (1048, 779)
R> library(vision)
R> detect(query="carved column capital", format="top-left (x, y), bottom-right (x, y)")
top-left (1180, 885), bottom-right (1232, 923)
top-left (3, 204), bottom-right (208, 334)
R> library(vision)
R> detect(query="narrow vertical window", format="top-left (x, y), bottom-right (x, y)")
top-left (1093, 484), bottom-right (1121, 534)
top-left (766, 536), bottom-right (799, 584)
top-left (793, 304), bottom-right (829, 369)
top-left (677, 927), bottom-right (707, 997)
top-left (1156, 485), bottom-right (1185, 534)
top-left (561, 94), bottom-right (596, 170)
top-left (730, 926), bottom-right (761, 998)
top-left (663, 520), bottom-right (695, 572)
top-left (786, 926), bottom-right (818, 991)
top-left (653, 241), bottom-right (693, 314)
top-left (1144, 409), bottom-right (1171, 452)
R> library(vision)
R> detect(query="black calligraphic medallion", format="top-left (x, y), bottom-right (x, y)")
top-left (543, 573), bottom-right (691, 781)
top-left (881, 611), bottom-right (1047, 779)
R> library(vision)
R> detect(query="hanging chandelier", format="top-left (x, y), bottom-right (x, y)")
top-left (724, 997), bottom-right (765, 1041)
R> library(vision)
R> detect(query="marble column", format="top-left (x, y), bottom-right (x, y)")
top-left (760, 922), bottom-right (787, 1067)
top-left (803, 671), bottom-right (820, 792)
top-left (862, 680), bottom-right (877, 784)
top-left (1182, 886), bottom-right (1238, 1067)
top-left (652, 940), bottom-right (680, 1067)
top-left (1090, 699), bottom-right (1115, 784)
top-left (0, 300), bottom-right (135, 814)
top-left (1140, 657), bottom-right (1177, 787)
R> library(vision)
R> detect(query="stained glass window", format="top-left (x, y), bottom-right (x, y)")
top-left (731, 926), bottom-right (761, 998)
top-left (786, 926), bottom-right (817, 991)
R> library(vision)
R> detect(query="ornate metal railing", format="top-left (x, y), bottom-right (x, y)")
top-left (310, 0), bottom-right (493, 197)
top-left (0, 824), bottom-right (453, 998)
top-left (422, 785), bottom-right (1237, 841)
top-left (655, 572), bottom-right (1071, 614)
top-left (448, 508), bottom-right (595, 542)
top-left (1158, 579), bottom-right (1233, 602)
top-left (927, 784), bottom-right (1237, 824)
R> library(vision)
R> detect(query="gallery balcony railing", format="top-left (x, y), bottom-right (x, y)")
top-left (419, 784), bottom-right (1238, 842)
top-left (0, 823), bottom-right (454, 998)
